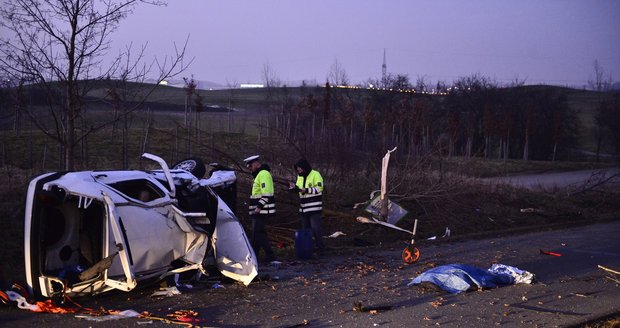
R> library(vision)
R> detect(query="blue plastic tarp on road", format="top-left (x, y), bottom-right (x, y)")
top-left (408, 263), bottom-right (532, 294)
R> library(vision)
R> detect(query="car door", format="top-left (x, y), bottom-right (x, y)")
top-left (101, 193), bottom-right (137, 292)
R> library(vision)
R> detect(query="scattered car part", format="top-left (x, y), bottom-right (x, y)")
top-left (172, 157), bottom-right (207, 179)
top-left (402, 219), bottom-right (420, 264)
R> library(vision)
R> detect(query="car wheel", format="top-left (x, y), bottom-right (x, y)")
top-left (402, 245), bottom-right (420, 264)
top-left (172, 157), bottom-right (206, 179)
top-left (0, 291), bottom-right (10, 306)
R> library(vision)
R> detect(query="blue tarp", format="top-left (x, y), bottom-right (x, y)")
top-left (408, 263), bottom-right (533, 294)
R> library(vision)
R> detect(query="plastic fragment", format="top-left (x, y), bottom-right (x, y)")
top-left (75, 309), bottom-right (140, 322)
top-left (151, 286), bottom-right (181, 297)
top-left (540, 249), bottom-right (562, 257)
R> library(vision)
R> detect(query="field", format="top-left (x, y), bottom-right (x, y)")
top-left (1, 84), bottom-right (619, 295)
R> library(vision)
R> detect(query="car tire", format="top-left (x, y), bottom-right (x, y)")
top-left (172, 157), bottom-right (206, 179)
top-left (0, 291), bottom-right (10, 306)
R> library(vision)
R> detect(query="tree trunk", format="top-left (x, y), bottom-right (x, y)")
top-left (228, 98), bottom-right (232, 132)
top-left (175, 126), bottom-right (179, 164)
top-left (523, 131), bottom-right (529, 161)
top-left (142, 122), bottom-right (150, 154)
top-left (363, 121), bottom-right (368, 150)
top-left (595, 127), bottom-right (602, 163)
top-left (65, 116), bottom-right (76, 170)
top-left (312, 114), bottom-right (316, 140)
top-left (484, 136), bottom-right (489, 158)
top-left (122, 118), bottom-right (128, 169)
top-left (350, 119), bottom-right (354, 146)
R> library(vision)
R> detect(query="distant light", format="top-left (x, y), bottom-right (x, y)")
top-left (240, 83), bottom-right (264, 88)
top-left (159, 80), bottom-right (168, 85)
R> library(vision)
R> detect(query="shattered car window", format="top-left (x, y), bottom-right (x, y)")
top-left (106, 179), bottom-right (166, 203)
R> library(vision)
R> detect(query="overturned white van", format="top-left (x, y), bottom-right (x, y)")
top-left (23, 153), bottom-right (257, 299)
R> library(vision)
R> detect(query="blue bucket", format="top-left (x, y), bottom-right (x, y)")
top-left (294, 229), bottom-right (314, 260)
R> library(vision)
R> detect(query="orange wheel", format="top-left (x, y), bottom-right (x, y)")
top-left (0, 291), bottom-right (10, 306)
top-left (402, 245), bottom-right (420, 264)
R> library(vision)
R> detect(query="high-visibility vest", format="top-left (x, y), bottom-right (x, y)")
top-left (249, 169), bottom-right (275, 215)
top-left (295, 170), bottom-right (323, 214)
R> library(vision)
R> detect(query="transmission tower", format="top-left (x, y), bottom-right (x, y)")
top-left (382, 48), bottom-right (387, 86)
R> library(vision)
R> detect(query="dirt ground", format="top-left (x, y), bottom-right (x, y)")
top-left (1, 220), bottom-right (619, 327)
top-left (1, 167), bottom-right (619, 327)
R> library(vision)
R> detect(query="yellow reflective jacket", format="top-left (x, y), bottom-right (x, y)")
top-left (295, 169), bottom-right (323, 214)
top-left (249, 167), bottom-right (275, 215)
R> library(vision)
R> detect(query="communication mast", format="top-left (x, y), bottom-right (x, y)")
top-left (382, 48), bottom-right (387, 87)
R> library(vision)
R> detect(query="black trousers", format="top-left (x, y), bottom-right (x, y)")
top-left (251, 213), bottom-right (275, 260)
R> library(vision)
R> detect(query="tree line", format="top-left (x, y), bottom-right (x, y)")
top-left (264, 74), bottom-right (619, 165)
top-left (1, 1), bottom-right (618, 172)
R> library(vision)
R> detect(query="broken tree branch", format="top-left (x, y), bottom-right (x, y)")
top-left (598, 265), bottom-right (620, 275)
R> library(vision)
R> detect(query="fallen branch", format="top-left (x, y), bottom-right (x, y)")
top-left (598, 265), bottom-right (620, 275)
top-left (353, 301), bottom-right (393, 313)
top-left (605, 276), bottom-right (620, 284)
top-left (568, 172), bottom-right (620, 197)
top-left (356, 216), bottom-right (413, 235)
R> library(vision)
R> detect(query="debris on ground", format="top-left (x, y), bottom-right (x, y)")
top-left (488, 264), bottom-right (535, 284)
top-left (325, 231), bottom-right (346, 238)
top-left (3, 286), bottom-right (207, 326)
top-left (598, 265), bottom-right (620, 284)
top-left (408, 263), bottom-right (535, 294)
top-left (75, 309), bottom-right (140, 322)
top-left (598, 265), bottom-right (620, 275)
top-left (356, 216), bottom-right (414, 234)
top-left (150, 286), bottom-right (181, 297)
top-left (520, 208), bottom-right (544, 214)
top-left (141, 309), bottom-right (205, 325)
top-left (430, 297), bottom-right (446, 308)
top-left (352, 301), bottom-right (393, 314)
top-left (540, 249), bottom-right (562, 257)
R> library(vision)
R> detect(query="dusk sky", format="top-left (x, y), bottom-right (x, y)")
top-left (111, 0), bottom-right (620, 88)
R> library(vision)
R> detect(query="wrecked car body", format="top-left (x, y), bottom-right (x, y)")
top-left (24, 153), bottom-right (257, 299)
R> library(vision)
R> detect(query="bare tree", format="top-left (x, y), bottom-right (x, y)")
top-left (0, 0), bottom-right (189, 170)
top-left (327, 58), bottom-right (349, 87)
top-left (414, 75), bottom-right (428, 92)
top-left (588, 59), bottom-right (613, 92)
top-left (586, 60), bottom-right (616, 163)
top-left (595, 96), bottom-right (620, 162)
top-left (183, 76), bottom-right (197, 127)
top-left (262, 61), bottom-right (281, 90)
top-left (392, 74), bottom-right (411, 90)
top-left (225, 80), bottom-right (237, 133)
top-left (261, 61), bottom-right (283, 137)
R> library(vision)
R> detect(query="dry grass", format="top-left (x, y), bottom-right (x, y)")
top-left (582, 314), bottom-right (620, 328)
top-left (1, 127), bottom-right (619, 291)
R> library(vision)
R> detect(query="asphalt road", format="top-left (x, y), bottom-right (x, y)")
top-left (1, 220), bottom-right (619, 327)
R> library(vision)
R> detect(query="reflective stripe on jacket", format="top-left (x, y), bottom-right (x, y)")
top-left (296, 169), bottom-right (323, 214)
top-left (249, 169), bottom-right (275, 215)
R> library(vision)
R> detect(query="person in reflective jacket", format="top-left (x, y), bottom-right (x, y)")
top-left (244, 155), bottom-right (276, 262)
top-left (290, 158), bottom-right (325, 253)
